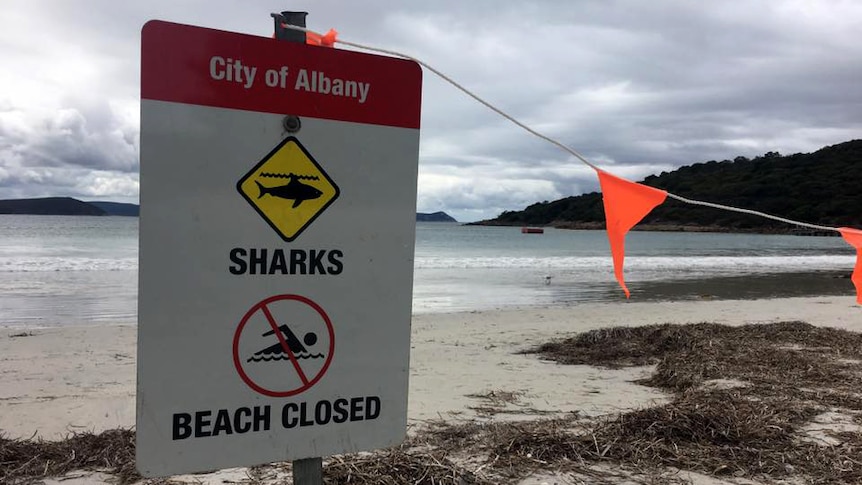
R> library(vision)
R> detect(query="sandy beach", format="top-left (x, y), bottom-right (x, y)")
top-left (1, 295), bottom-right (860, 483)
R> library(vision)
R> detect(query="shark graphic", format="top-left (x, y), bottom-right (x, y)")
top-left (256, 175), bottom-right (322, 208)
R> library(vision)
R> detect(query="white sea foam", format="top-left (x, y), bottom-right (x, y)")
top-left (2, 254), bottom-right (851, 274)
top-left (414, 254), bottom-right (854, 273)
top-left (0, 257), bottom-right (138, 273)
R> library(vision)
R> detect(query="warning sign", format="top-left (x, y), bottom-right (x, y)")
top-left (233, 294), bottom-right (334, 397)
top-left (138, 20), bottom-right (421, 476)
top-left (237, 137), bottom-right (340, 242)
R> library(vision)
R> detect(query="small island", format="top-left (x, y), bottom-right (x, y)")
top-left (416, 211), bottom-right (457, 222)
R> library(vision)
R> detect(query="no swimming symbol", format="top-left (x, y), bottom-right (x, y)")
top-left (233, 294), bottom-right (334, 397)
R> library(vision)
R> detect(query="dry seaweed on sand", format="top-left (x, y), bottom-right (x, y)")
top-left (8, 321), bottom-right (862, 484)
top-left (579, 388), bottom-right (827, 479)
top-left (527, 320), bottom-right (862, 371)
top-left (516, 320), bottom-right (862, 484)
top-left (324, 446), bottom-right (495, 485)
top-left (414, 417), bottom-right (697, 484)
top-left (524, 322), bottom-right (723, 368)
top-left (7, 331), bottom-right (35, 338)
top-left (447, 389), bottom-right (862, 483)
top-left (0, 428), bottom-right (140, 484)
top-left (464, 389), bottom-right (524, 407)
top-left (528, 320), bottom-right (862, 394)
top-left (463, 389), bottom-right (557, 417)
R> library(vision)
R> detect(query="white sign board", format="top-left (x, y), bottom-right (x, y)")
top-left (137, 20), bottom-right (422, 476)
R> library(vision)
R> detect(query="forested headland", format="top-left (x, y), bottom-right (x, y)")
top-left (478, 140), bottom-right (861, 233)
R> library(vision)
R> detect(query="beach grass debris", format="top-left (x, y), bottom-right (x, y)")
top-left (464, 389), bottom-right (559, 418)
top-left (516, 320), bottom-right (862, 483)
top-left (7, 331), bottom-right (35, 338)
top-left (465, 389), bottom-right (524, 407)
top-left (0, 428), bottom-right (139, 484)
top-left (324, 445), bottom-right (495, 485)
top-left (6, 320), bottom-right (862, 484)
top-left (528, 320), bottom-right (862, 369)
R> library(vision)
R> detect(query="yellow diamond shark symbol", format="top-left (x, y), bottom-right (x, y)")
top-left (237, 137), bottom-right (340, 242)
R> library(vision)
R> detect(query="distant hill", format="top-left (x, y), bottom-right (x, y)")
top-left (417, 211), bottom-right (457, 222)
top-left (0, 197), bottom-right (107, 216)
top-left (478, 140), bottom-right (862, 233)
top-left (0, 197), bottom-right (456, 222)
top-left (88, 201), bottom-right (140, 216)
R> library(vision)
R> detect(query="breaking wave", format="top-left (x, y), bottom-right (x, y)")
top-left (0, 257), bottom-right (138, 273)
top-left (414, 255), bottom-right (854, 273)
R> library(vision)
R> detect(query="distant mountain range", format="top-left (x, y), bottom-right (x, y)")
top-left (477, 139), bottom-right (862, 233)
top-left (88, 201), bottom-right (140, 216)
top-left (0, 197), bottom-right (457, 222)
top-left (0, 197), bottom-right (139, 216)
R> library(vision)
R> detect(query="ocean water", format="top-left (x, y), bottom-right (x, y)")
top-left (0, 216), bottom-right (138, 328)
top-left (412, 223), bottom-right (855, 312)
top-left (0, 216), bottom-right (855, 327)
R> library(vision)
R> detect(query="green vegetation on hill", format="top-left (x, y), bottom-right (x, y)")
top-left (481, 140), bottom-right (862, 233)
top-left (0, 197), bottom-right (107, 216)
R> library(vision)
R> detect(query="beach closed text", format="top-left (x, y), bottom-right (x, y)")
top-left (172, 396), bottom-right (381, 440)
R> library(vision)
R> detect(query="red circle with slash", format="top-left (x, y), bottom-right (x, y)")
top-left (233, 294), bottom-right (334, 397)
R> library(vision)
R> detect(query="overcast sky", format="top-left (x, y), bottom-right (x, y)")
top-left (1, 1), bottom-right (860, 221)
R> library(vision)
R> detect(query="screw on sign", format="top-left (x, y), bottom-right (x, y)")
top-left (233, 294), bottom-right (334, 397)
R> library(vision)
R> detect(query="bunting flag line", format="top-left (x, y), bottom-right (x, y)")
top-left (597, 170), bottom-right (668, 298)
top-left (284, 23), bottom-right (862, 304)
top-left (840, 228), bottom-right (862, 304)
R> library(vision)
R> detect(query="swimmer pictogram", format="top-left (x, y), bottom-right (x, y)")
top-left (247, 323), bottom-right (324, 362)
top-left (233, 294), bottom-right (334, 397)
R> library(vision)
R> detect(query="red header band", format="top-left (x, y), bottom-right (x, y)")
top-left (141, 20), bottom-right (422, 129)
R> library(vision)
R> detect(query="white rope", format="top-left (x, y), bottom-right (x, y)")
top-left (335, 38), bottom-right (602, 172)
top-left (664, 193), bottom-right (837, 232)
top-left (286, 24), bottom-right (843, 234)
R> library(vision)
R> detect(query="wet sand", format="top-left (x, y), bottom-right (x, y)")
top-left (628, 270), bottom-right (852, 302)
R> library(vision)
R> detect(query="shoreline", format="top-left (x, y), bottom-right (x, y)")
top-left (0, 269), bottom-right (854, 329)
top-left (626, 269), bottom-right (853, 302)
top-left (1, 295), bottom-right (859, 443)
top-left (469, 220), bottom-right (844, 236)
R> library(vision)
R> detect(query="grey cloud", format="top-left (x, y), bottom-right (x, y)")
top-left (1, 101), bottom-right (137, 172)
top-left (0, 165), bottom-right (138, 201)
top-left (2, 0), bottom-right (861, 220)
top-left (0, 94), bottom-right (138, 201)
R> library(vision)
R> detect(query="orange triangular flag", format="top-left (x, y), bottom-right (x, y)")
top-left (839, 227), bottom-right (862, 304)
top-left (306, 28), bottom-right (338, 47)
top-left (598, 170), bottom-right (668, 298)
